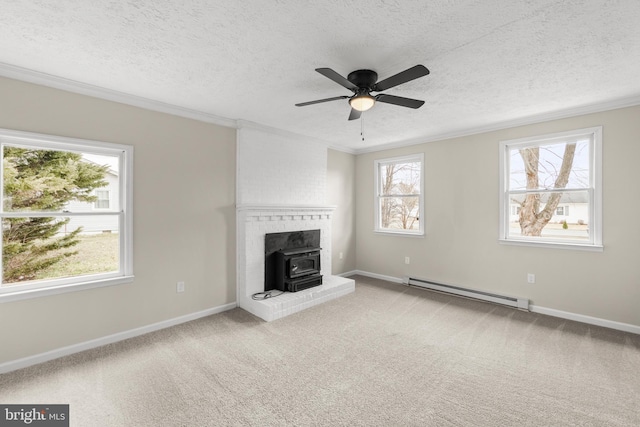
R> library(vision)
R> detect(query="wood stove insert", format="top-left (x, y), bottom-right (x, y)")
top-left (265, 230), bottom-right (323, 292)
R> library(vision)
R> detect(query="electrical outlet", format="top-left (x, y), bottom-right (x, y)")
top-left (339, 252), bottom-right (344, 260)
top-left (527, 274), bottom-right (535, 284)
top-left (176, 281), bottom-right (185, 293)
top-left (405, 256), bottom-right (410, 265)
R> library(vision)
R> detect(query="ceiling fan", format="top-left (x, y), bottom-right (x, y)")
top-left (295, 65), bottom-right (430, 120)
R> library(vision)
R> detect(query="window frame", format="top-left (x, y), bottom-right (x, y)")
top-left (373, 153), bottom-right (425, 237)
top-left (498, 126), bottom-right (602, 251)
top-left (0, 128), bottom-right (134, 302)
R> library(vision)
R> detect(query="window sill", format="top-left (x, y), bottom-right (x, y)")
top-left (0, 275), bottom-right (135, 303)
top-left (374, 229), bottom-right (425, 238)
top-left (499, 239), bottom-right (603, 252)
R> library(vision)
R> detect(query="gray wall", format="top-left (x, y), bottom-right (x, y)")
top-left (355, 106), bottom-right (640, 327)
top-left (0, 76), bottom-right (237, 364)
top-left (1, 73), bottom-right (637, 366)
top-left (327, 149), bottom-right (356, 274)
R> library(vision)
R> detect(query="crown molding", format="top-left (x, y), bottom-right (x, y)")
top-left (0, 62), bottom-right (237, 129)
top-left (3, 61), bottom-right (639, 156)
top-left (354, 94), bottom-right (640, 154)
top-left (0, 62), bottom-right (356, 153)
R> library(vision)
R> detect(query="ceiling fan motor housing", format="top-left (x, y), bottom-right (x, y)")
top-left (347, 70), bottom-right (378, 90)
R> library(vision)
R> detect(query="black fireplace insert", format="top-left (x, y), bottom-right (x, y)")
top-left (265, 230), bottom-right (323, 292)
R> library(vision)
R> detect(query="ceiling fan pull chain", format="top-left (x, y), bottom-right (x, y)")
top-left (361, 114), bottom-right (365, 141)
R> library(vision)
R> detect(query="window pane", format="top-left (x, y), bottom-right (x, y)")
top-left (380, 161), bottom-right (421, 196)
top-left (0, 129), bottom-right (132, 300)
top-left (380, 196), bottom-right (420, 230)
top-left (2, 216), bottom-right (119, 285)
top-left (3, 146), bottom-right (119, 212)
top-left (501, 127), bottom-right (600, 248)
top-left (507, 191), bottom-right (590, 241)
top-left (509, 139), bottom-right (590, 191)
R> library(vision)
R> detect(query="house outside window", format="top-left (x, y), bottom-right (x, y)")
top-left (374, 153), bottom-right (424, 236)
top-left (499, 126), bottom-right (602, 250)
top-left (0, 128), bottom-right (134, 302)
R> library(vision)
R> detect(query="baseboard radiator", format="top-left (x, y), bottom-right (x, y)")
top-left (403, 276), bottom-right (529, 311)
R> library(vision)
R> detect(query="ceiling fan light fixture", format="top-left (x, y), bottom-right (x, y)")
top-left (349, 94), bottom-right (375, 112)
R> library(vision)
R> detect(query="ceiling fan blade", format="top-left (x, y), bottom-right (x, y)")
top-left (373, 65), bottom-right (430, 92)
top-left (348, 108), bottom-right (362, 121)
top-left (376, 94), bottom-right (425, 109)
top-left (295, 95), bottom-right (349, 107)
top-left (316, 68), bottom-right (359, 92)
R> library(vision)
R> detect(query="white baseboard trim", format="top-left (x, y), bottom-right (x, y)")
top-left (355, 270), bottom-right (639, 335)
top-left (529, 305), bottom-right (640, 335)
top-left (349, 270), bottom-right (404, 284)
top-left (0, 302), bottom-right (237, 374)
top-left (336, 270), bottom-right (359, 278)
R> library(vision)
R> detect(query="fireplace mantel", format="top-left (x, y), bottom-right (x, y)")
top-left (237, 204), bottom-right (336, 213)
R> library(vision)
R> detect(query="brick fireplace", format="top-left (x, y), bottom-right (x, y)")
top-left (236, 205), bottom-right (353, 321)
top-left (236, 124), bottom-right (354, 321)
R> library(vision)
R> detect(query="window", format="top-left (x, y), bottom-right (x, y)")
top-left (0, 128), bottom-right (134, 302)
top-left (499, 127), bottom-right (602, 250)
top-left (374, 154), bottom-right (424, 236)
top-left (95, 190), bottom-right (110, 209)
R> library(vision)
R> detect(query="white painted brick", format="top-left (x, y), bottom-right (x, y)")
top-left (236, 127), bottom-right (354, 321)
top-left (237, 127), bottom-right (327, 206)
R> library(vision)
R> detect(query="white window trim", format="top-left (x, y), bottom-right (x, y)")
top-left (498, 126), bottom-right (602, 251)
top-left (374, 153), bottom-right (425, 237)
top-left (0, 128), bottom-right (134, 303)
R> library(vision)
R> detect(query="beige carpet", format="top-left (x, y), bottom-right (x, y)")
top-left (1, 276), bottom-right (639, 426)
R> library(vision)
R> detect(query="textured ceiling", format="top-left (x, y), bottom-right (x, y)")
top-left (1, 0), bottom-right (640, 152)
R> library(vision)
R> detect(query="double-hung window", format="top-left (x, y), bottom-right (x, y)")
top-left (374, 153), bottom-right (424, 236)
top-left (499, 127), bottom-right (602, 250)
top-left (0, 128), bottom-right (134, 302)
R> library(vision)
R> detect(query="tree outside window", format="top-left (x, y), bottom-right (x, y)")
top-left (2, 147), bottom-right (111, 283)
top-left (0, 128), bottom-right (133, 302)
top-left (499, 127), bottom-right (602, 249)
top-left (375, 154), bottom-right (424, 235)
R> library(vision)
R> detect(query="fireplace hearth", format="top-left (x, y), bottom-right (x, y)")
top-left (265, 229), bottom-right (322, 292)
